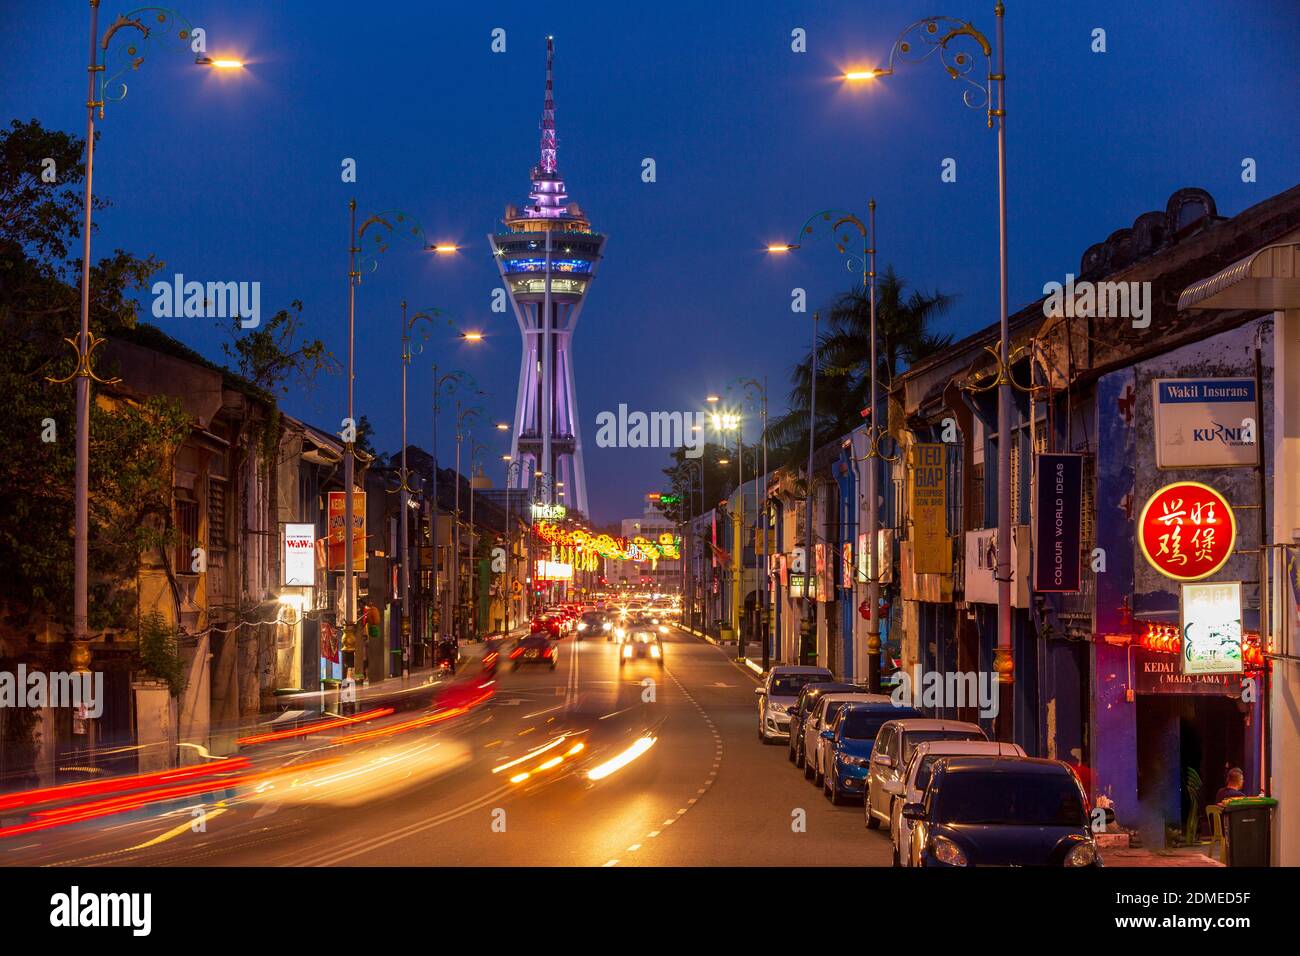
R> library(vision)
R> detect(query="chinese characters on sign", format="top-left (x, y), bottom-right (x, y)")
top-left (1137, 481), bottom-right (1236, 581)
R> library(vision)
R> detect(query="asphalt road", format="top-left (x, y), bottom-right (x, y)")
top-left (1, 628), bottom-right (893, 867)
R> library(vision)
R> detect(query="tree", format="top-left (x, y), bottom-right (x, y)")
top-left (0, 120), bottom-right (193, 634)
top-left (766, 268), bottom-right (956, 466)
top-left (216, 298), bottom-right (337, 396)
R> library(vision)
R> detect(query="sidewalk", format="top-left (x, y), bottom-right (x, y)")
top-left (1102, 847), bottom-right (1224, 867)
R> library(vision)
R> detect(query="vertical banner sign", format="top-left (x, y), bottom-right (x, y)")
top-left (283, 523), bottom-right (316, 586)
top-left (909, 443), bottom-right (949, 574)
top-left (1033, 453), bottom-right (1083, 592)
top-left (1181, 580), bottom-right (1243, 675)
top-left (842, 542), bottom-right (853, 589)
top-left (327, 491), bottom-right (367, 571)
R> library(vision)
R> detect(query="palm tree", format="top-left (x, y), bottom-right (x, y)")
top-left (766, 267), bottom-right (956, 466)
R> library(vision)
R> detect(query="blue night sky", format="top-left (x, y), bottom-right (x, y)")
top-left (5, 1), bottom-right (1298, 523)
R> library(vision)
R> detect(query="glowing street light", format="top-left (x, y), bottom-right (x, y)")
top-left (461, 331), bottom-right (484, 343)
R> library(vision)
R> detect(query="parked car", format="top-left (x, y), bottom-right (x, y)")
top-left (865, 719), bottom-right (987, 830)
top-left (804, 693), bottom-right (895, 785)
top-left (756, 665), bottom-right (833, 743)
top-left (902, 755), bottom-right (1100, 867)
top-left (786, 682), bottom-right (861, 767)
top-left (818, 700), bottom-right (922, 802)
top-left (887, 740), bottom-right (1026, 866)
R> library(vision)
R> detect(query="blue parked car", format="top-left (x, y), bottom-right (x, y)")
top-left (821, 701), bottom-right (922, 805)
top-left (901, 755), bottom-right (1101, 867)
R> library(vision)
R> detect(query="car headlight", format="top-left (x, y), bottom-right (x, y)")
top-left (650, 645), bottom-right (661, 658)
top-left (1064, 841), bottom-right (1098, 867)
top-left (578, 622), bottom-right (587, 630)
top-left (839, 754), bottom-right (869, 767)
top-left (930, 835), bottom-right (968, 867)
top-left (622, 645), bottom-right (633, 658)
top-left (603, 622), bottom-right (612, 631)
top-left (658, 625), bottom-right (668, 634)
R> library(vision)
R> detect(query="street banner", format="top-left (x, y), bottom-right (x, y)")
top-left (908, 443), bottom-right (949, 574)
top-left (1137, 480), bottom-right (1236, 581)
top-left (1181, 580), bottom-right (1243, 675)
top-left (1153, 378), bottom-right (1257, 469)
top-left (842, 542), bottom-right (853, 589)
top-left (1033, 453), bottom-right (1083, 592)
top-left (327, 491), bottom-right (366, 571)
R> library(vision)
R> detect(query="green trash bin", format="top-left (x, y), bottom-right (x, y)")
top-left (1221, 797), bottom-right (1278, 866)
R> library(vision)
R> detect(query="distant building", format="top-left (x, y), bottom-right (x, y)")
top-left (607, 494), bottom-right (681, 592)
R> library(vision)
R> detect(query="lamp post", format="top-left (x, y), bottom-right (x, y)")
top-left (55, 5), bottom-right (242, 674)
top-left (505, 457), bottom-right (527, 627)
top-left (731, 378), bottom-right (770, 672)
top-left (770, 204), bottom-right (881, 686)
top-left (851, 7), bottom-right (1013, 694)
top-left (453, 402), bottom-right (481, 643)
top-left (344, 211), bottom-right (453, 679)
top-left (432, 366), bottom-right (481, 647)
top-left (710, 408), bottom-right (743, 658)
top-left (467, 440), bottom-right (488, 640)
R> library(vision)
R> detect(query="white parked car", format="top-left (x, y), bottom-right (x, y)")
top-left (886, 739), bottom-right (1026, 866)
top-left (756, 665), bottom-right (832, 743)
top-left (803, 692), bottom-right (891, 786)
top-left (865, 719), bottom-right (989, 830)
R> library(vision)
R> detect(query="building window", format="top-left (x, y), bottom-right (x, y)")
top-left (175, 496), bottom-right (200, 572)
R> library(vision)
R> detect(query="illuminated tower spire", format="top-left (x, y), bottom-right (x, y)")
top-left (539, 36), bottom-right (557, 176)
top-left (529, 36), bottom-right (568, 218)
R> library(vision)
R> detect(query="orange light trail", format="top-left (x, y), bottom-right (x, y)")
top-left (237, 707), bottom-right (395, 746)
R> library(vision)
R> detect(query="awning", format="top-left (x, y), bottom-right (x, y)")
top-left (1178, 242), bottom-right (1300, 312)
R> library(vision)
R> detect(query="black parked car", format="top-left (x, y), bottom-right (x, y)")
top-left (902, 755), bottom-right (1100, 868)
top-left (786, 682), bottom-right (861, 768)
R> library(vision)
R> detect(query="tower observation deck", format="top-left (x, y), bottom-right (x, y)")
top-left (489, 36), bottom-right (604, 518)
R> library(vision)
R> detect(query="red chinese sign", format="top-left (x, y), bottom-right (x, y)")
top-left (1137, 481), bottom-right (1236, 581)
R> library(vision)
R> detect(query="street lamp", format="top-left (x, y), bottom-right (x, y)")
top-left (453, 402), bottom-right (481, 643)
top-left (467, 440), bottom-right (489, 640)
top-left (710, 405), bottom-right (744, 659)
top-left (505, 458), bottom-right (529, 626)
top-left (728, 378), bottom-right (770, 671)
top-left (55, 5), bottom-right (243, 675)
top-left (852, 8), bottom-right (1013, 693)
top-left (770, 204), bottom-right (883, 689)
top-left (389, 302), bottom-right (455, 676)
top-left (431, 366), bottom-right (481, 649)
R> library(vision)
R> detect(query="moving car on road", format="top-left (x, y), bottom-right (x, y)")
top-left (510, 635), bottom-right (559, 671)
top-left (756, 665), bottom-right (833, 743)
top-left (887, 740), bottom-right (1026, 867)
top-left (902, 755), bottom-right (1100, 868)
top-left (865, 719), bottom-right (987, 830)
top-left (620, 628), bottom-right (663, 666)
top-left (816, 698), bottom-right (920, 800)
top-left (577, 610), bottom-right (613, 639)
top-left (787, 682), bottom-right (861, 767)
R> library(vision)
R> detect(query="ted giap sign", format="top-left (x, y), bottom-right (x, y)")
top-left (1153, 378), bottom-right (1258, 469)
top-left (283, 523), bottom-right (316, 587)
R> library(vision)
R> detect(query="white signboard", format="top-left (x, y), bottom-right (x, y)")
top-left (1153, 378), bottom-right (1258, 469)
top-left (283, 523), bottom-right (316, 587)
top-left (1181, 580), bottom-right (1243, 675)
top-left (963, 527), bottom-right (1030, 608)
